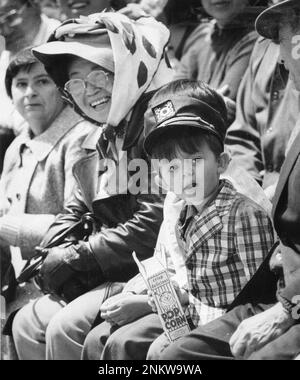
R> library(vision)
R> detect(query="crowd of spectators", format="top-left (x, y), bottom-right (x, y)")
top-left (1, 0), bottom-right (300, 361)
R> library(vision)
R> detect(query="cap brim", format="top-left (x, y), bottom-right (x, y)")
top-left (144, 118), bottom-right (222, 156)
top-left (32, 41), bottom-right (114, 73)
top-left (256, 0), bottom-right (297, 40)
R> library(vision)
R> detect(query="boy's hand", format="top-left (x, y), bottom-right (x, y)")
top-left (147, 290), bottom-right (157, 313)
top-left (147, 280), bottom-right (189, 313)
top-left (100, 293), bottom-right (151, 327)
top-left (172, 280), bottom-right (189, 307)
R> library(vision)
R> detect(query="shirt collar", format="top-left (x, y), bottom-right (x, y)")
top-left (19, 106), bottom-right (83, 162)
top-left (179, 179), bottom-right (237, 226)
top-left (81, 126), bottom-right (103, 151)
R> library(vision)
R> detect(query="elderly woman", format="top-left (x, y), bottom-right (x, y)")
top-left (0, 47), bottom-right (96, 301)
top-left (12, 12), bottom-right (173, 360)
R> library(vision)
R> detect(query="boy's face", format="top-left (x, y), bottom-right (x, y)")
top-left (155, 137), bottom-right (228, 206)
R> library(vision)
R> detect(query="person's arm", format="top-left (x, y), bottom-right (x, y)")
top-left (234, 199), bottom-right (275, 280)
top-left (100, 293), bottom-right (152, 326)
top-left (225, 39), bottom-right (270, 184)
top-left (0, 121), bottom-right (94, 256)
top-left (173, 24), bottom-right (207, 81)
top-left (39, 171), bottom-right (164, 296)
top-left (88, 192), bottom-right (164, 280)
top-left (227, 202), bottom-right (297, 360)
top-left (221, 31), bottom-right (258, 101)
top-left (277, 243), bottom-right (300, 306)
top-left (230, 302), bottom-right (294, 359)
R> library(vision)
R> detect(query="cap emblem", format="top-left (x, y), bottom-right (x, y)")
top-left (152, 100), bottom-right (176, 125)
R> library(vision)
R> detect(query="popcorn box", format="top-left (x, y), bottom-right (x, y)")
top-left (133, 252), bottom-right (190, 342)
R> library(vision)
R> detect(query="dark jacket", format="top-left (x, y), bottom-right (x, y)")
top-left (41, 92), bottom-right (164, 283)
top-left (231, 127), bottom-right (300, 309)
top-left (272, 129), bottom-right (300, 302)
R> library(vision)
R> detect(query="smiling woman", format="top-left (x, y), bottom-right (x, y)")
top-left (11, 12), bottom-right (173, 361)
top-left (65, 55), bottom-right (114, 124)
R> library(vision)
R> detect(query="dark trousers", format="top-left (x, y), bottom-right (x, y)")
top-left (160, 303), bottom-right (300, 360)
top-left (82, 313), bottom-right (163, 360)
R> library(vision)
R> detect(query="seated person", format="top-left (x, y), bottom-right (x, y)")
top-left (174, 0), bottom-right (269, 106)
top-left (0, 47), bottom-right (95, 260)
top-left (226, 34), bottom-right (300, 190)
top-left (159, 0), bottom-right (300, 361)
top-left (81, 79), bottom-right (275, 360)
top-left (12, 12), bottom-right (172, 360)
top-left (0, 47), bottom-right (96, 306)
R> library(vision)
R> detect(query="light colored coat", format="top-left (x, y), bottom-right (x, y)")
top-left (0, 106), bottom-right (97, 258)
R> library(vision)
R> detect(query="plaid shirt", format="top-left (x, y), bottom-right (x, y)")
top-left (176, 179), bottom-right (274, 327)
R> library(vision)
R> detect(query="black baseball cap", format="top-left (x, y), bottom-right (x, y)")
top-left (255, 0), bottom-right (300, 41)
top-left (144, 95), bottom-right (227, 156)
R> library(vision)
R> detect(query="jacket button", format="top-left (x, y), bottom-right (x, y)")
top-left (267, 164), bottom-right (274, 172)
top-left (272, 91), bottom-right (279, 101)
top-left (16, 193), bottom-right (21, 201)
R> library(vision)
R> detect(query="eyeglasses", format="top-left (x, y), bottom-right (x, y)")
top-left (64, 70), bottom-right (111, 97)
top-left (0, 3), bottom-right (28, 30)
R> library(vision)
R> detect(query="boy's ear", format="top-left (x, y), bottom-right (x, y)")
top-left (217, 152), bottom-right (230, 174)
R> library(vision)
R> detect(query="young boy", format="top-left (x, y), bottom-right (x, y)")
top-left (81, 79), bottom-right (275, 360)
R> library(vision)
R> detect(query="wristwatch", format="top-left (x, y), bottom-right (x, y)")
top-left (277, 291), bottom-right (298, 314)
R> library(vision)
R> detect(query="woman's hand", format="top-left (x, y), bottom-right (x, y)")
top-left (100, 293), bottom-right (151, 327)
top-left (230, 303), bottom-right (295, 359)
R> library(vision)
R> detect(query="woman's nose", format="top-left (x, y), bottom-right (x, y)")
top-left (24, 84), bottom-right (37, 97)
top-left (85, 81), bottom-right (98, 96)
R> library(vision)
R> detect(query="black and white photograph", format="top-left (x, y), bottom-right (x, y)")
top-left (0, 0), bottom-right (300, 365)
